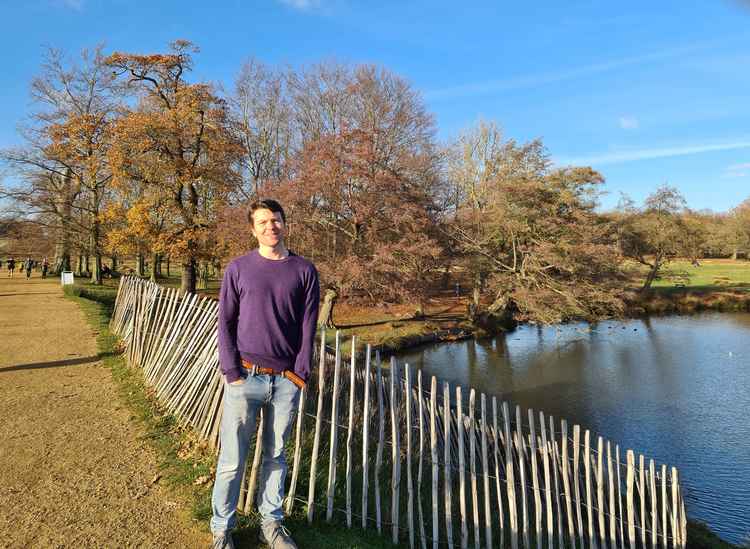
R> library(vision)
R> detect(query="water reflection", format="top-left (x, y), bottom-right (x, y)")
top-left (396, 312), bottom-right (750, 544)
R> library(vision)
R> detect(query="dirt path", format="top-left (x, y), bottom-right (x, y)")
top-left (0, 273), bottom-right (210, 548)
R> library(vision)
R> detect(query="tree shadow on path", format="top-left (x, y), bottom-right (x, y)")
top-left (0, 353), bottom-right (117, 373)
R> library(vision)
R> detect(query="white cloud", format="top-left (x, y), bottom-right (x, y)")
top-left (724, 162), bottom-right (750, 178)
top-left (556, 140), bottom-right (750, 167)
top-left (618, 116), bottom-right (639, 130)
top-left (61, 0), bottom-right (83, 9)
top-left (278, 0), bottom-right (320, 10)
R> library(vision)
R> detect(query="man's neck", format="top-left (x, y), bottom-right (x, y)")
top-left (257, 244), bottom-right (289, 260)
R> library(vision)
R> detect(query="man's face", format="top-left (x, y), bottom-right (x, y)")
top-left (251, 208), bottom-right (286, 248)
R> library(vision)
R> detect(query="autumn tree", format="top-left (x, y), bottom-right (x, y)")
top-left (618, 185), bottom-right (688, 291)
top-left (726, 199), bottom-right (750, 259)
top-left (447, 122), bottom-right (624, 327)
top-left (1, 46), bottom-right (117, 281)
top-left (106, 40), bottom-right (242, 293)
top-left (281, 128), bottom-right (442, 314)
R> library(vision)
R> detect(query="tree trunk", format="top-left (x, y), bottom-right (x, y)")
top-left (111, 255), bottom-right (117, 271)
top-left (641, 260), bottom-right (661, 292)
top-left (468, 271), bottom-right (485, 322)
top-left (166, 256), bottom-right (171, 278)
top-left (181, 257), bottom-right (197, 294)
top-left (136, 254), bottom-right (145, 277)
top-left (54, 168), bottom-right (74, 275)
top-left (90, 222), bottom-right (102, 285)
top-left (731, 248), bottom-right (738, 261)
top-left (76, 255), bottom-right (84, 276)
top-left (150, 252), bottom-right (159, 282)
top-left (91, 254), bottom-right (102, 285)
top-left (319, 288), bottom-right (338, 328)
top-left (155, 255), bottom-right (162, 277)
top-left (84, 254), bottom-right (90, 277)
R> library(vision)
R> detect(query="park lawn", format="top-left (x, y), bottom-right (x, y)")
top-left (649, 259), bottom-right (750, 292)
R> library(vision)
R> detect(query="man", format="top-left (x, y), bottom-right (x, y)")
top-left (24, 257), bottom-right (33, 279)
top-left (211, 199), bottom-right (319, 549)
top-left (7, 257), bottom-right (15, 278)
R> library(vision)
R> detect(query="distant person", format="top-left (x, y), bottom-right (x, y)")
top-left (211, 199), bottom-right (319, 549)
top-left (41, 257), bottom-right (49, 279)
top-left (24, 257), bottom-right (33, 279)
top-left (7, 258), bottom-right (15, 278)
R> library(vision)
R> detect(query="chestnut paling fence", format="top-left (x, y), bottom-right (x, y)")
top-left (110, 276), bottom-right (688, 549)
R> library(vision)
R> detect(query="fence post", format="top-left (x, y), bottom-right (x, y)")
top-left (345, 336), bottom-right (357, 528)
top-left (361, 344), bottom-right (372, 529)
top-left (430, 376), bottom-right (440, 549)
top-left (307, 328), bottom-right (327, 523)
top-left (444, 381), bottom-right (454, 548)
top-left (326, 331), bottom-right (342, 522)
top-left (390, 357), bottom-right (401, 545)
top-left (457, 386), bottom-right (469, 549)
top-left (405, 364), bottom-right (415, 548)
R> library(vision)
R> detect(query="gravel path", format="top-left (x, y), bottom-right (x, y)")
top-left (0, 273), bottom-right (210, 548)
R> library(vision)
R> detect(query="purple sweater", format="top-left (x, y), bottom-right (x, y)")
top-left (218, 250), bottom-right (320, 384)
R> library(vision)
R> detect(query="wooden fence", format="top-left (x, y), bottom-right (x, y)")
top-left (110, 276), bottom-right (688, 549)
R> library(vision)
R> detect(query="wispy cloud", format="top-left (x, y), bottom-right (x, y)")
top-left (278, 0), bottom-right (321, 10)
top-left (724, 162), bottom-right (750, 178)
top-left (618, 116), bottom-right (639, 130)
top-left (60, 0), bottom-right (84, 10)
top-left (425, 41), bottom-right (719, 101)
top-left (557, 140), bottom-right (750, 167)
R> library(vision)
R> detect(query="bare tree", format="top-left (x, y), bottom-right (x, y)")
top-left (230, 59), bottom-right (293, 200)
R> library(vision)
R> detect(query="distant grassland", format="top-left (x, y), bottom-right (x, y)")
top-left (648, 259), bottom-right (750, 292)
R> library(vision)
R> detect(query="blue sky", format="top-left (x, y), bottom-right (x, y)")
top-left (3, 0), bottom-right (750, 212)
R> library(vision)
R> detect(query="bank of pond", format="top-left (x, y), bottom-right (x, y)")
top-left (392, 312), bottom-right (750, 545)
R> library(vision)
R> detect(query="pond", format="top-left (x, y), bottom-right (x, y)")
top-left (395, 312), bottom-right (750, 545)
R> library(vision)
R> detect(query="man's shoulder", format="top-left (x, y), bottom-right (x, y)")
top-left (226, 251), bottom-right (257, 272)
top-left (288, 253), bottom-right (318, 275)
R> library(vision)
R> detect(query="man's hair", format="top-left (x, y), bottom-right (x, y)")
top-left (248, 199), bottom-right (286, 224)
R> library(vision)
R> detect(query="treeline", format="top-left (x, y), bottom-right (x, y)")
top-left (2, 41), bottom-right (750, 327)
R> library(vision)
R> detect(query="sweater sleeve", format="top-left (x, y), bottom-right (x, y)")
top-left (293, 265), bottom-right (320, 383)
top-left (218, 263), bottom-right (244, 383)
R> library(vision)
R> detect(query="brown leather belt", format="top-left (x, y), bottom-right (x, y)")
top-left (241, 359), bottom-right (306, 389)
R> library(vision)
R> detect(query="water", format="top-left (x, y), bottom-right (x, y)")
top-left (395, 312), bottom-right (750, 544)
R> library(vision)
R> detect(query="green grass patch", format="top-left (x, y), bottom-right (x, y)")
top-left (643, 259), bottom-right (750, 292)
top-left (64, 289), bottom-right (405, 548)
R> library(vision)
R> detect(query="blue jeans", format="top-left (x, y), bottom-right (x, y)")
top-left (210, 374), bottom-right (301, 534)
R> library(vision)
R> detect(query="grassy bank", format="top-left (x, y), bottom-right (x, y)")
top-left (628, 259), bottom-right (750, 316)
top-left (63, 283), bottom-right (400, 548)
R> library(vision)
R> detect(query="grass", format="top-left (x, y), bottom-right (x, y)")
top-left (650, 259), bottom-right (750, 292)
top-left (64, 284), bottom-right (404, 548)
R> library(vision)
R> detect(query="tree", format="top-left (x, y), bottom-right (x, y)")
top-left (727, 199), bottom-right (750, 259)
top-left (230, 59), bottom-right (292, 200)
top-left (618, 185), bottom-right (688, 291)
top-left (106, 40), bottom-right (242, 293)
top-left (1, 46), bottom-right (117, 280)
top-left (279, 127), bottom-right (442, 325)
top-left (447, 123), bottom-right (625, 326)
